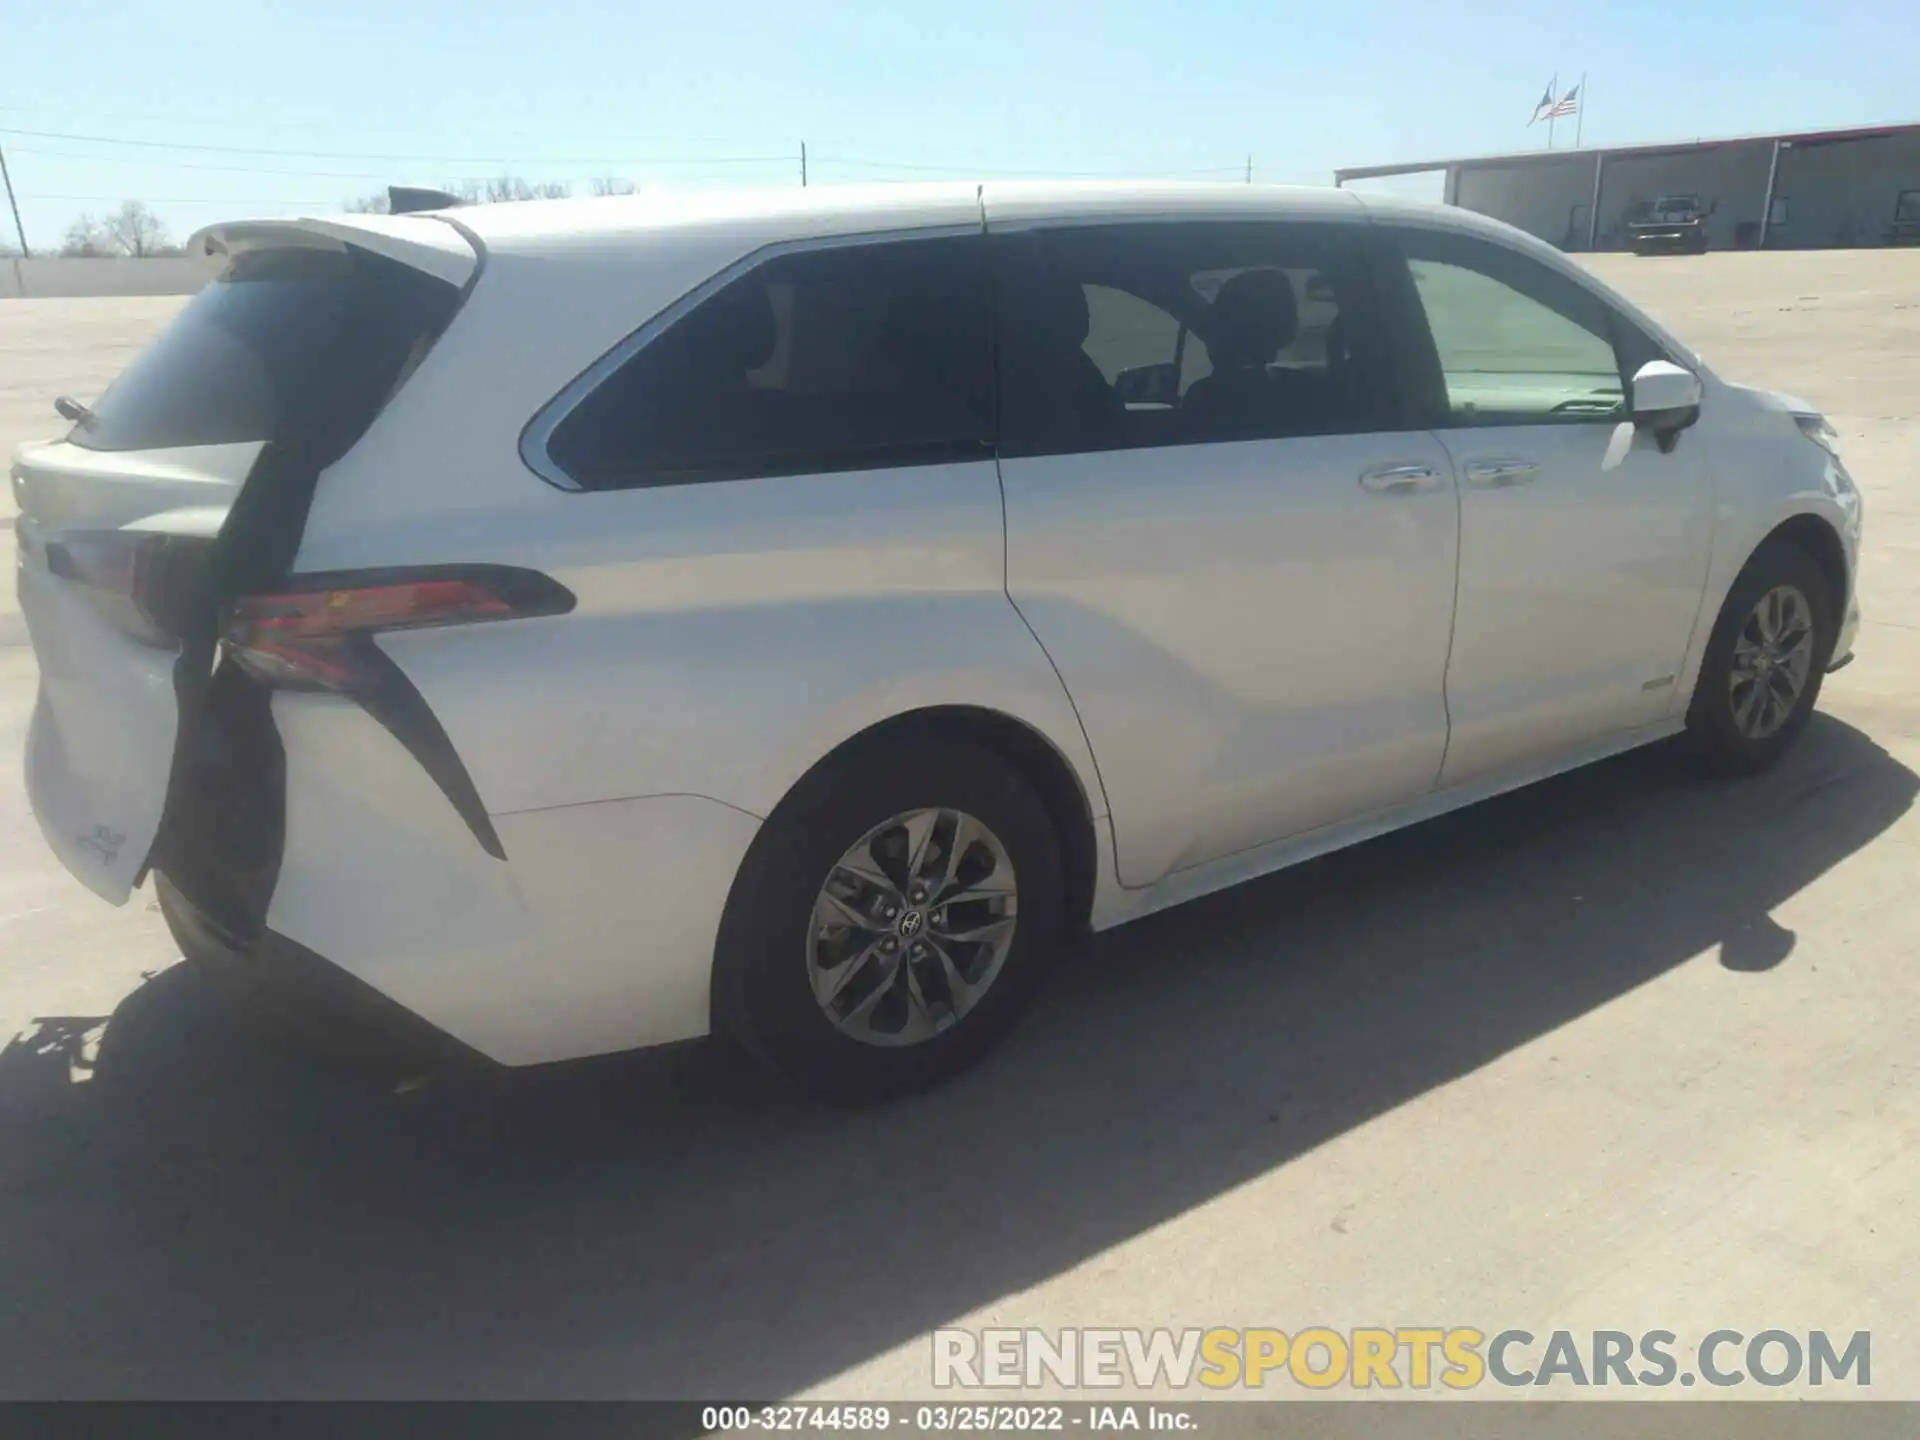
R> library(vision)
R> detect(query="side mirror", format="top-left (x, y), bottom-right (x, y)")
top-left (1631, 360), bottom-right (1703, 453)
top-left (1113, 361), bottom-right (1180, 409)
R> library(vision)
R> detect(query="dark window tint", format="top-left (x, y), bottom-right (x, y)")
top-left (71, 245), bottom-right (460, 453)
top-left (993, 222), bottom-right (1398, 460)
top-left (1390, 227), bottom-right (1661, 427)
top-left (546, 234), bottom-right (994, 489)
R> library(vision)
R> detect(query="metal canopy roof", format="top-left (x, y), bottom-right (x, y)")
top-left (1334, 120), bottom-right (1920, 184)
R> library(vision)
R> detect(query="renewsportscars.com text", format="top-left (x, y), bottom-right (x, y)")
top-left (931, 1327), bottom-right (1871, 1390)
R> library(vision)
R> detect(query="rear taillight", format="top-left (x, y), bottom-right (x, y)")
top-left (224, 566), bottom-right (574, 691)
top-left (46, 531), bottom-right (211, 648)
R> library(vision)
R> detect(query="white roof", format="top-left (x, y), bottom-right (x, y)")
top-left (199, 181), bottom-right (1533, 280)
top-left (387, 180), bottom-right (1374, 254)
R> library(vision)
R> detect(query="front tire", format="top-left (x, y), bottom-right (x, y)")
top-left (713, 736), bottom-right (1065, 1102)
top-left (1685, 538), bottom-right (1836, 775)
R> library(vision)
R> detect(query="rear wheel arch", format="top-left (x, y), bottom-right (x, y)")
top-left (709, 704), bottom-right (1103, 1048)
top-left (767, 705), bottom-right (1101, 938)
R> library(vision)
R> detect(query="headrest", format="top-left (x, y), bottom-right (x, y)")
top-left (1206, 268), bottom-right (1300, 370)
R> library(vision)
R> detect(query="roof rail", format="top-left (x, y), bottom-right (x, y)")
top-left (388, 186), bottom-right (465, 215)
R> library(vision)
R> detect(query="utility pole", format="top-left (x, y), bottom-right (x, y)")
top-left (0, 140), bottom-right (29, 257)
top-left (800, 141), bottom-right (808, 188)
top-left (1245, 154), bottom-right (1253, 184)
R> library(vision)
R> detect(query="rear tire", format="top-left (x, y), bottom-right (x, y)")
top-left (1685, 538), bottom-right (1835, 776)
top-left (713, 736), bottom-right (1065, 1103)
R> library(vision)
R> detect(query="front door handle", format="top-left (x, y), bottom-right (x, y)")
top-left (1359, 463), bottom-right (1442, 495)
top-left (1465, 459), bottom-right (1540, 489)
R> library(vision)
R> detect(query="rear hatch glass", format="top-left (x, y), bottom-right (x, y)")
top-left (66, 248), bottom-right (377, 454)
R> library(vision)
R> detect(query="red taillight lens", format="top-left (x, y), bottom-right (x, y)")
top-left (225, 566), bottom-right (573, 691)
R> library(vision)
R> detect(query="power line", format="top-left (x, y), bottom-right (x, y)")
top-left (0, 102), bottom-right (757, 147)
top-left (10, 145), bottom-right (399, 181)
top-left (5, 123), bottom-right (1300, 246)
top-left (0, 106), bottom-right (1279, 168)
top-left (0, 125), bottom-right (791, 167)
top-left (30, 194), bottom-right (339, 205)
top-left (814, 155), bottom-right (1248, 178)
top-left (8, 144), bottom-right (799, 183)
top-left (3, 126), bottom-right (1259, 182)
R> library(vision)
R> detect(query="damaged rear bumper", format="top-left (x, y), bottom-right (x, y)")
top-left (156, 870), bottom-right (492, 1081)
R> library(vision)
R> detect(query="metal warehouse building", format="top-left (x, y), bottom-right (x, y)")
top-left (1335, 121), bottom-right (1920, 252)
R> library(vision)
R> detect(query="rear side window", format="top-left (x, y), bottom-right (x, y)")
top-left (993, 221), bottom-right (1400, 460)
top-left (543, 233), bottom-right (994, 489)
top-left (69, 245), bottom-right (461, 453)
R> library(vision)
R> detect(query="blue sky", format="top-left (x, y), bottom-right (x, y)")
top-left (1, 0), bottom-right (1912, 250)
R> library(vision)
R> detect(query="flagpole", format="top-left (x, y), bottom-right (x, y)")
top-left (1575, 72), bottom-right (1586, 147)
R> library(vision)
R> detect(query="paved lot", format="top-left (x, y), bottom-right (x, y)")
top-left (0, 255), bottom-right (1916, 1401)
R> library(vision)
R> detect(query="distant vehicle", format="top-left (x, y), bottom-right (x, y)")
top-left (14, 184), bottom-right (1863, 1100)
top-left (1630, 195), bottom-right (1714, 255)
top-left (1888, 190), bottom-right (1920, 247)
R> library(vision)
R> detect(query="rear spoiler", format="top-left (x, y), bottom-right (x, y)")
top-left (387, 186), bottom-right (466, 215)
top-left (185, 213), bottom-right (479, 288)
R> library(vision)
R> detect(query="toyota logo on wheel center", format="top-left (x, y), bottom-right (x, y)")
top-left (897, 909), bottom-right (926, 939)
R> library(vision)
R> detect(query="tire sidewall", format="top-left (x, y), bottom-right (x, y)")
top-left (1688, 539), bottom-right (1836, 771)
top-left (715, 737), bottom-right (1065, 1102)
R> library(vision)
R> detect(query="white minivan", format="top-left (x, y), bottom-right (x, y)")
top-left (15, 183), bottom-right (1863, 1099)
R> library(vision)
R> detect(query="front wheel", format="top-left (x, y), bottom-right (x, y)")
top-left (713, 736), bottom-right (1065, 1102)
top-left (1685, 539), bottom-right (1836, 775)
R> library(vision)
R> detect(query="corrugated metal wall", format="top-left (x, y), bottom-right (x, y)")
top-left (1450, 132), bottom-right (1920, 252)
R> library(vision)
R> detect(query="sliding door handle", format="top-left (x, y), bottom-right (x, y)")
top-left (1465, 459), bottom-right (1540, 489)
top-left (1359, 463), bottom-right (1442, 494)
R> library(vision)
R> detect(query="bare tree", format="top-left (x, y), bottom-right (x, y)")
top-left (61, 214), bottom-right (109, 257)
top-left (458, 175), bottom-right (571, 203)
top-left (590, 176), bottom-right (636, 197)
top-left (340, 175), bottom-right (571, 214)
top-left (103, 201), bottom-right (172, 258)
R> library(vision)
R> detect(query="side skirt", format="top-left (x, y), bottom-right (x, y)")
top-left (1089, 719), bottom-right (1686, 932)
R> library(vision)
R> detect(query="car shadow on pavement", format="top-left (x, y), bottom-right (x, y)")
top-left (0, 716), bottom-right (1910, 1399)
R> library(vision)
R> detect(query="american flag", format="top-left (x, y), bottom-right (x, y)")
top-left (1546, 84), bottom-right (1581, 119)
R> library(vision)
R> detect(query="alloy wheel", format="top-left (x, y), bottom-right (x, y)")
top-left (1729, 583), bottom-right (1816, 740)
top-left (807, 807), bottom-right (1019, 1048)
